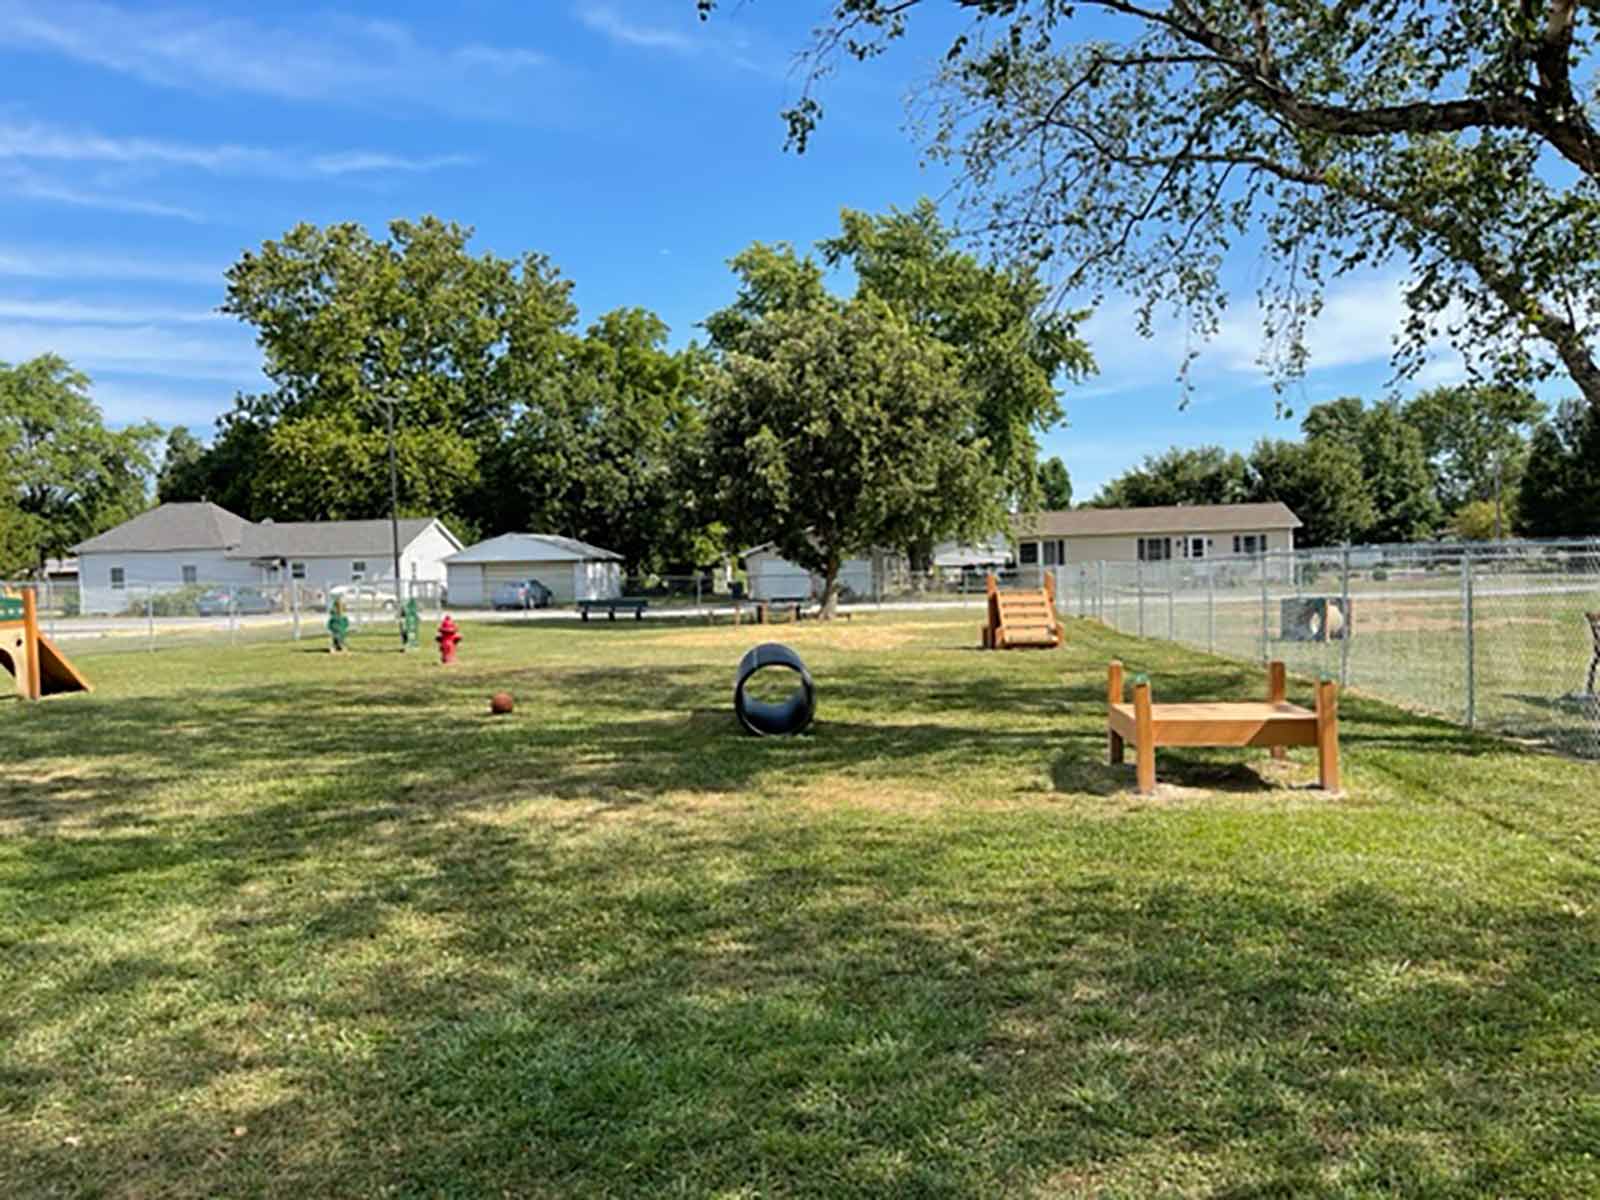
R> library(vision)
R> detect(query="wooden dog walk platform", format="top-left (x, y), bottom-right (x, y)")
top-left (1107, 659), bottom-right (1339, 795)
top-left (981, 572), bottom-right (1063, 649)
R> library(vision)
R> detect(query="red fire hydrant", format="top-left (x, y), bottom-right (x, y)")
top-left (435, 614), bottom-right (462, 665)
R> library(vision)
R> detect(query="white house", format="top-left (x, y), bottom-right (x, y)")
top-left (1010, 502), bottom-right (1302, 568)
top-left (442, 533), bottom-right (624, 607)
top-left (73, 502), bottom-right (462, 614)
top-left (739, 542), bottom-right (905, 602)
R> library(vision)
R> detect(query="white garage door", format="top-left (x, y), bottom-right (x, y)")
top-left (484, 561), bottom-right (576, 605)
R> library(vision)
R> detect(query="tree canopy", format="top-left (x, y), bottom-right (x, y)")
top-left (1403, 384), bottom-right (1543, 536)
top-left (705, 247), bottom-right (996, 615)
top-left (1302, 397), bottom-right (1441, 544)
top-left (1037, 455), bottom-right (1072, 509)
top-left (1091, 446), bottom-right (1250, 509)
top-left (699, 1), bottom-right (1600, 413)
top-left (0, 355), bottom-right (159, 575)
top-left (1518, 399), bottom-right (1600, 538)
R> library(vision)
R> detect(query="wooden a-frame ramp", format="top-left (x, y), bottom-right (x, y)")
top-left (1, 588), bottom-right (91, 700)
top-left (981, 572), bottom-right (1063, 649)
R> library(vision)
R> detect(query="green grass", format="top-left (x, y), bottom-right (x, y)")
top-left (4, 610), bottom-right (1600, 1198)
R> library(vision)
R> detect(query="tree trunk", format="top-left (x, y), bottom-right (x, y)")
top-left (817, 559), bottom-right (841, 620)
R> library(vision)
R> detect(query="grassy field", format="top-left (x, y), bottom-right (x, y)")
top-left (4, 610), bottom-right (1599, 1198)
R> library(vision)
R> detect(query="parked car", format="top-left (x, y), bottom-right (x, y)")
top-left (492, 579), bottom-right (554, 610)
top-left (327, 584), bottom-right (398, 613)
top-left (194, 587), bottom-right (277, 616)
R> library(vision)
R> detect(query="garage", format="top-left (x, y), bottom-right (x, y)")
top-left (443, 534), bottom-right (624, 608)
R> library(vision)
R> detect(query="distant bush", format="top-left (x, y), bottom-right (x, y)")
top-left (126, 585), bottom-right (209, 617)
top-left (1372, 567), bottom-right (1390, 582)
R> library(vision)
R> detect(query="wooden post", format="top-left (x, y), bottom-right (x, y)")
top-left (22, 587), bottom-right (42, 701)
top-left (1316, 678), bottom-right (1340, 791)
top-left (1107, 660), bottom-right (1125, 764)
top-left (1267, 660), bottom-right (1287, 760)
top-left (1133, 677), bottom-right (1156, 794)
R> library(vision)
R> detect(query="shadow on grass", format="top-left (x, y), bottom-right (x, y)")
top-left (11, 811), bottom-right (1599, 1196)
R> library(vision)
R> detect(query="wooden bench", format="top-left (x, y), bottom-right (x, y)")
top-left (982, 572), bottom-right (1062, 649)
top-left (1586, 611), bottom-right (1600, 694)
top-left (578, 598), bottom-right (648, 622)
top-left (735, 597), bottom-right (806, 625)
top-left (1107, 659), bottom-right (1340, 795)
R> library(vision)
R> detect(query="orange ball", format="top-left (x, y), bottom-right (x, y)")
top-left (489, 691), bottom-right (515, 715)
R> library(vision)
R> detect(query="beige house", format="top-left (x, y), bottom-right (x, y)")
top-left (1010, 502), bottom-right (1302, 566)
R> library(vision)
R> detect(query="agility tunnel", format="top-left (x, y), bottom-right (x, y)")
top-left (734, 642), bottom-right (816, 736)
top-left (1, 588), bottom-right (91, 701)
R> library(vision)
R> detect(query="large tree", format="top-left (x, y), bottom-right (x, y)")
top-left (1091, 445), bottom-right (1251, 508)
top-left (1037, 455), bottom-right (1073, 509)
top-left (1518, 399), bottom-right (1600, 538)
top-left (1302, 397), bottom-right (1441, 544)
top-left (699, 1), bottom-right (1600, 413)
top-left (0, 355), bottom-right (159, 574)
top-left (479, 309), bottom-right (713, 574)
top-left (705, 264), bottom-right (995, 616)
top-left (1247, 437), bottom-right (1376, 548)
top-left (155, 425), bottom-right (208, 503)
top-left (213, 216), bottom-right (577, 528)
top-left (1403, 384), bottom-right (1544, 536)
top-left (818, 200), bottom-right (1092, 512)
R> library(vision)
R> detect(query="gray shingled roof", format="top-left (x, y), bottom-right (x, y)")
top-left (444, 533), bottom-right (622, 564)
top-left (230, 518), bottom-right (453, 560)
top-left (74, 502), bottom-right (249, 553)
top-left (1013, 502), bottom-right (1301, 538)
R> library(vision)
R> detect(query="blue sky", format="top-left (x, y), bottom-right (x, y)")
top-left (0, 0), bottom-right (1482, 497)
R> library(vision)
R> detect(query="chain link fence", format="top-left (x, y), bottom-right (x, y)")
top-left (3, 579), bottom-right (446, 654)
top-left (11, 541), bottom-right (1598, 757)
top-left (1058, 539), bottom-right (1600, 758)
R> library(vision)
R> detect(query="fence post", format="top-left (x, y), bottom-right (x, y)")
top-left (229, 585), bottom-right (238, 645)
top-left (1260, 553), bottom-right (1270, 663)
top-left (1339, 547), bottom-right (1351, 687)
top-left (1096, 560), bottom-right (1105, 621)
top-left (1207, 564), bottom-right (1216, 655)
top-left (146, 588), bottom-right (154, 653)
top-left (1462, 549), bottom-right (1476, 729)
top-left (1167, 562), bottom-right (1176, 641)
top-left (1137, 559), bottom-right (1146, 637)
top-left (292, 580), bottom-right (301, 641)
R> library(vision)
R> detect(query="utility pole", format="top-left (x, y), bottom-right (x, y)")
top-left (382, 397), bottom-right (404, 619)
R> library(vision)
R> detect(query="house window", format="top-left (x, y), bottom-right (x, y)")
top-left (1186, 537), bottom-right (1206, 559)
top-left (1233, 534), bottom-right (1265, 555)
top-left (1137, 537), bottom-right (1172, 562)
top-left (1043, 540), bottom-right (1063, 567)
top-left (291, 562), bottom-right (306, 580)
top-left (1018, 542), bottom-right (1039, 566)
top-left (181, 565), bottom-right (197, 585)
top-left (110, 567), bottom-right (125, 590)
top-left (351, 561), bottom-right (367, 581)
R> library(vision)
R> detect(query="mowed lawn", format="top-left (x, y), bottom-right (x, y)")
top-left (3, 611), bottom-right (1599, 1198)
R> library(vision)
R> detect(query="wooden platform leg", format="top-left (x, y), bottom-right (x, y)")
top-left (23, 588), bottom-right (42, 701)
top-left (1133, 677), bottom-right (1155, 794)
top-left (1107, 660), bottom-right (1125, 764)
top-left (1268, 660), bottom-right (1287, 760)
top-left (1316, 678), bottom-right (1340, 791)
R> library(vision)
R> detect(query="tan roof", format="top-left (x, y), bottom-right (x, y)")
top-left (1012, 502), bottom-right (1301, 538)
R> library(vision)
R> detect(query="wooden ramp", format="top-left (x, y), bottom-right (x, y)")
top-left (981, 572), bottom-right (1063, 649)
top-left (1, 588), bottom-right (91, 700)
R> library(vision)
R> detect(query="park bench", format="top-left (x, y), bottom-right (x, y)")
top-left (735, 596), bottom-right (807, 625)
top-left (578, 598), bottom-right (649, 622)
top-left (1106, 659), bottom-right (1340, 795)
top-left (1587, 611), bottom-right (1600, 694)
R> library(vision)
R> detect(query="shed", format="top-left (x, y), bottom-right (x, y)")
top-left (443, 534), bottom-right (624, 607)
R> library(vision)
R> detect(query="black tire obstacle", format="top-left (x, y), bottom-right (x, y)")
top-left (733, 642), bottom-right (816, 736)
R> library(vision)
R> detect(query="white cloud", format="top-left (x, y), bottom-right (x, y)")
top-left (0, 164), bottom-right (202, 221)
top-left (0, 297), bottom-right (223, 324)
top-left (577, 5), bottom-right (697, 53)
top-left (0, 121), bottom-right (472, 178)
top-left (0, 245), bottom-right (221, 284)
top-left (0, 320), bottom-right (261, 384)
top-left (0, 1), bottom-right (557, 119)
